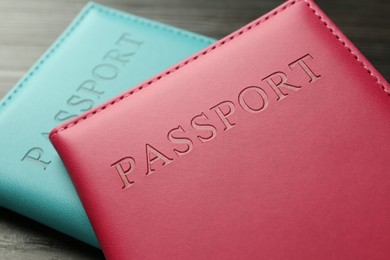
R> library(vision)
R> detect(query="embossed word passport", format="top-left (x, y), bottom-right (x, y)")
top-left (51, 0), bottom-right (390, 259)
top-left (0, 2), bottom-right (214, 247)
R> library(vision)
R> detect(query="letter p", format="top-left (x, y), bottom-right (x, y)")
top-left (111, 157), bottom-right (136, 189)
top-left (21, 147), bottom-right (51, 170)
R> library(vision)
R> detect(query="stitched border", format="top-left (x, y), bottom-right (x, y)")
top-left (51, 0), bottom-right (389, 137)
top-left (0, 4), bottom-right (93, 109)
top-left (50, 0), bottom-right (300, 136)
top-left (303, 0), bottom-right (389, 96)
top-left (0, 3), bottom-right (212, 109)
top-left (93, 5), bottom-right (212, 44)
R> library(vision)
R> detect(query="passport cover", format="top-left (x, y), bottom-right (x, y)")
top-left (50, 0), bottom-right (390, 259)
top-left (0, 2), bottom-right (214, 247)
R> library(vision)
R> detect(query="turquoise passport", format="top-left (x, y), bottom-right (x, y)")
top-left (0, 2), bottom-right (214, 247)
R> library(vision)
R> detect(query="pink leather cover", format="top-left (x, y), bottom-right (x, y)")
top-left (50, 0), bottom-right (390, 259)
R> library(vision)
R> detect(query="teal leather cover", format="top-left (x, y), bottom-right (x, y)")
top-left (0, 2), bottom-right (214, 247)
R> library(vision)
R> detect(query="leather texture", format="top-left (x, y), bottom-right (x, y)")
top-left (50, 0), bottom-right (390, 259)
top-left (0, 2), bottom-right (214, 247)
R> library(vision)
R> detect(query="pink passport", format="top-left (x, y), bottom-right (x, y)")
top-left (50, 0), bottom-right (390, 259)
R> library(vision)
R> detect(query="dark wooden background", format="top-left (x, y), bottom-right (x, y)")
top-left (0, 0), bottom-right (389, 259)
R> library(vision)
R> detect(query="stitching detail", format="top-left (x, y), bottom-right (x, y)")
top-left (51, 0), bottom-right (389, 137)
top-left (0, 4), bottom-right (212, 109)
top-left (303, 0), bottom-right (389, 96)
top-left (93, 5), bottom-right (212, 44)
top-left (0, 4), bottom-right (93, 109)
top-left (51, 0), bottom-right (300, 136)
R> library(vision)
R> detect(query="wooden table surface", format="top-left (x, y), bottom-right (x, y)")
top-left (0, 0), bottom-right (389, 259)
